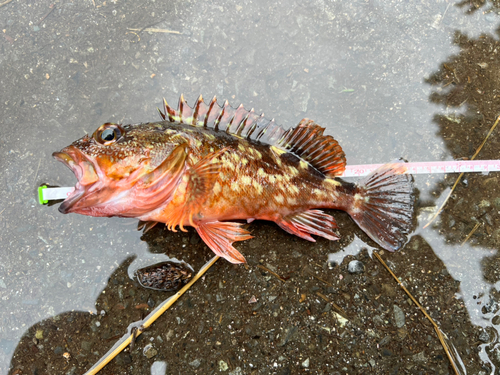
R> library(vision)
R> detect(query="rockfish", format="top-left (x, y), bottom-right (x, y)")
top-left (53, 95), bottom-right (415, 263)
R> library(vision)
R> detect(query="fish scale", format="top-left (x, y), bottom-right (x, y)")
top-left (52, 95), bottom-right (416, 264)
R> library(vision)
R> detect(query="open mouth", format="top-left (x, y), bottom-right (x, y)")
top-left (52, 147), bottom-right (98, 214)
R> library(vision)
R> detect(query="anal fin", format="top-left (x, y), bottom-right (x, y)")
top-left (196, 221), bottom-right (253, 264)
top-left (276, 210), bottom-right (339, 242)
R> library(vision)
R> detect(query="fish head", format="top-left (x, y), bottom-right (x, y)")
top-left (53, 123), bottom-right (187, 217)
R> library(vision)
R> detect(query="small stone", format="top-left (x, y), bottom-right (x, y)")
top-left (412, 351), bottom-right (426, 362)
top-left (219, 360), bottom-right (229, 371)
top-left (35, 329), bottom-right (43, 340)
top-left (378, 336), bottom-right (391, 347)
top-left (228, 367), bottom-right (243, 375)
top-left (393, 305), bottom-right (405, 328)
top-left (278, 326), bottom-right (298, 347)
top-left (347, 260), bottom-right (365, 274)
top-left (189, 359), bottom-right (201, 368)
top-left (116, 352), bottom-right (132, 365)
top-left (369, 359), bottom-right (376, 368)
top-left (382, 348), bottom-right (393, 356)
top-left (143, 343), bottom-right (158, 359)
top-left (81, 341), bottom-right (93, 352)
top-left (147, 297), bottom-right (155, 308)
top-left (479, 330), bottom-right (490, 343)
top-left (492, 315), bottom-right (500, 325)
top-left (301, 358), bottom-right (310, 368)
top-left (150, 361), bottom-right (167, 375)
top-left (54, 346), bottom-right (64, 355)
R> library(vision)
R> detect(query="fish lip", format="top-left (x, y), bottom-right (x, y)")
top-left (52, 148), bottom-right (96, 214)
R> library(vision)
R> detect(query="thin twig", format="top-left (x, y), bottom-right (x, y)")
top-left (33, 158), bottom-right (41, 184)
top-left (374, 252), bottom-right (463, 375)
top-left (84, 255), bottom-right (220, 375)
top-left (257, 264), bottom-right (286, 282)
top-left (460, 222), bottom-right (481, 246)
top-left (126, 27), bottom-right (181, 34)
top-left (315, 291), bottom-right (349, 320)
top-left (303, 268), bottom-right (333, 287)
top-left (37, 4), bottom-right (55, 25)
top-left (0, 0), bottom-right (14, 8)
top-left (424, 114), bottom-right (500, 228)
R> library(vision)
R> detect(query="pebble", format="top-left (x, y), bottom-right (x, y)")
top-left (492, 315), bottom-right (500, 325)
top-left (347, 260), bottom-right (365, 274)
top-left (278, 326), bottom-right (298, 346)
top-left (189, 359), bottom-right (201, 368)
top-left (393, 305), bottom-right (405, 328)
top-left (301, 358), bottom-right (310, 368)
top-left (228, 368), bottom-right (243, 375)
top-left (54, 346), bottom-right (63, 355)
top-left (413, 351), bottom-right (426, 362)
top-left (35, 330), bottom-right (43, 340)
top-left (150, 361), bottom-right (167, 375)
top-left (219, 360), bottom-right (229, 371)
top-left (143, 344), bottom-right (158, 359)
top-left (382, 348), bottom-right (393, 356)
top-left (81, 341), bottom-right (92, 352)
top-left (478, 330), bottom-right (490, 343)
top-left (116, 353), bottom-right (132, 365)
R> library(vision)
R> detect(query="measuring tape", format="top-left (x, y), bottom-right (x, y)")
top-left (38, 160), bottom-right (500, 204)
top-left (342, 159), bottom-right (500, 177)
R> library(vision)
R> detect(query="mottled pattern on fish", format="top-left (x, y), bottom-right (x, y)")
top-left (53, 95), bottom-right (415, 264)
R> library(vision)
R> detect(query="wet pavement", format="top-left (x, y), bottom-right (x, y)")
top-left (1, 0), bottom-right (500, 374)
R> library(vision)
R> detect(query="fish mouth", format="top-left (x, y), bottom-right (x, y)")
top-left (52, 146), bottom-right (99, 214)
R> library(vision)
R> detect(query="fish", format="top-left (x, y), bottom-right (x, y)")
top-left (53, 95), bottom-right (415, 264)
top-left (135, 261), bottom-right (193, 291)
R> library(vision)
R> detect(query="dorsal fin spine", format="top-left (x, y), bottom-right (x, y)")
top-left (158, 107), bottom-right (166, 120)
top-left (178, 94), bottom-right (185, 122)
top-left (205, 96), bottom-right (217, 128)
top-left (157, 95), bottom-right (290, 148)
top-left (192, 95), bottom-right (203, 126)
top-left (164, 98), bottom-right (176, 122)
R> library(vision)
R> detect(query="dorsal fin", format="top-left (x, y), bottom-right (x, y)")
top-left (158, 95), bottom-right (287, 144)
top-left (157, 96), bottom-right (346, 177)
top-left (275, 119), bottom-right (346, 177)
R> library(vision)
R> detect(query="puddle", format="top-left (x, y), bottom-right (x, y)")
top-left (1, 0), bottom-right (500, 373)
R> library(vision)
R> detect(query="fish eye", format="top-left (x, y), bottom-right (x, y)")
top-left (94, 124), bottom-right (123, 145)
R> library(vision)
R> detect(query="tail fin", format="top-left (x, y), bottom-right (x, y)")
top-left (348, 163), bottom-right (415, 251)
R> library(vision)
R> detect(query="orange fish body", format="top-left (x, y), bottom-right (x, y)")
top-left (53, 95), bottom-right (415, 263)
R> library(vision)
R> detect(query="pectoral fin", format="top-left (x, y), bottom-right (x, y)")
top-left (186, 147), bottom-right (227, 202)
top-left (141, 143), bottom-right (188, 188)
top-left (196, 221), bottom-right (253, 264)
top-left (163, 148), bottom-right (228, 232)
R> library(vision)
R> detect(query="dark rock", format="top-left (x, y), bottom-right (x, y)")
top-left (53, 346), bottom-right (63, 355)
top-left (382, 348), bottom-right (393, 356)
